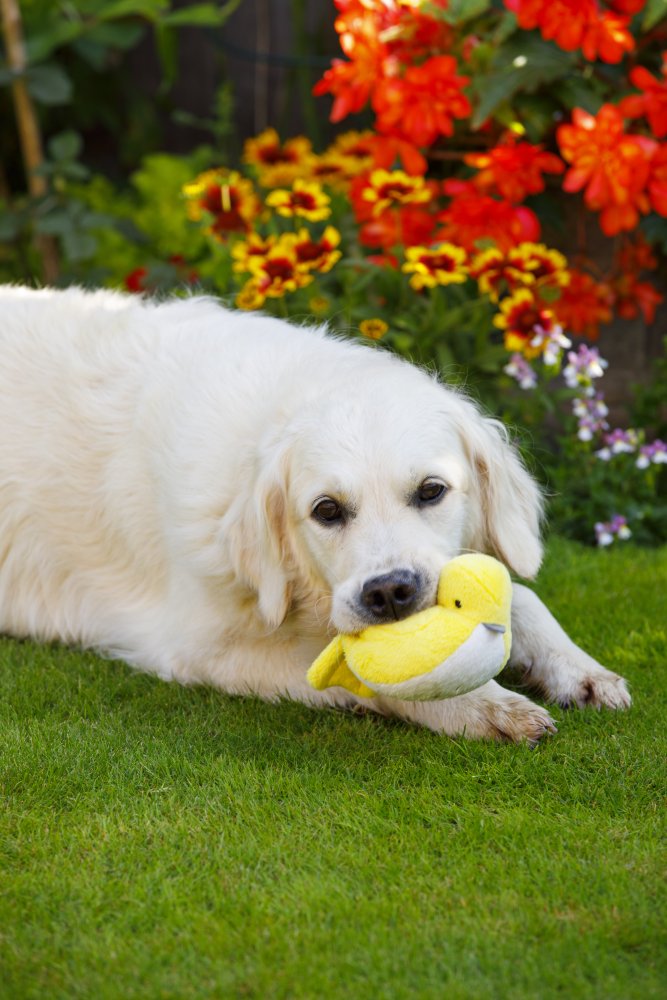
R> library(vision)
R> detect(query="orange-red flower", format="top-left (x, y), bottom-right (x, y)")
top-left (553, 269), bottom-right (614, 339)
top-left (372, 56), bottom-right (471, 147)
top-left (438, 180), bottom-right (541, 252)
top-left (557, 105), bottom-right (656, 235)
top-left (465, 138), bottom-right (564, 203)
top-left (647, 143), bottom-right (667, 216)
top-left (613, 275), bottom-right (663, 324)
top-left (504, 0), bottom-right (634, 64)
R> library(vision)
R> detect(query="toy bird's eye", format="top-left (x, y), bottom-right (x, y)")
top-left (455, 599), bottom-right (462, 608)
top-left (415, 479), bottom-right (448, 506)
top-left (312, 497), bottom-right (345, 526)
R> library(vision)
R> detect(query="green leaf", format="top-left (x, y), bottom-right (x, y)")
top-left (48, 131), bottom-right (83, 163)
top-left (26, 63), bottom-right (73, 105)
top-left (96, 0), bottom-right (168, 22)
top-left (436, 0), bottom-right (490, 26)
top-left (471, 34), bottom-right (574, 129)
top-left (642, 0), bottom-right (667, 32)
top-left (160, 1), bottom-right (244, 28)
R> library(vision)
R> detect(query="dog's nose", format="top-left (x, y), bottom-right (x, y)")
top-left (360, 570), bottom-right (421, 622)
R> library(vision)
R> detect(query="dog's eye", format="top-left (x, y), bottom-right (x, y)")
top-left (416, 479), bottom-right (447, 506)
top-left (312, 497), bottom-right (345, 525)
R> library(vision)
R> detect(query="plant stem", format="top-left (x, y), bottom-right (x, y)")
top-left (0, 0), bottom-right (59, 283)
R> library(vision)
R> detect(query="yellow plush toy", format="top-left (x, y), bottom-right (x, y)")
top-left (307, 553), bottom-right (512, 701)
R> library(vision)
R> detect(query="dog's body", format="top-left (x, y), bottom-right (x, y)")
top-left (0, 286), bottom-right (630, 741)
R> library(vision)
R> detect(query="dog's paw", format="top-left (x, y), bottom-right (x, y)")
top-left (478, 686), bottom-right (557, 746)
top-left (401, 681), bottom-right (557, 745)
top-left (527, 652), bottom-right (632, 711)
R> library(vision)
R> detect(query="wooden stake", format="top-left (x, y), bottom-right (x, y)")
top-left (1, 0), bottom-right (59, 283)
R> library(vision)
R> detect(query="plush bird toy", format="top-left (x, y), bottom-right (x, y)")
top-left (307, 553), bottom-right (512, 701)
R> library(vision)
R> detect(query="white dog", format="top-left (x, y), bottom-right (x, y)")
top-left (0, 286), bottom-right (630, 742)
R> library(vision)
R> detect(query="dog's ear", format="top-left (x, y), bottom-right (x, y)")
top-left (457, 407), bottom-right (543, 579)
top-left (221, 445), bottom-right (295, 629)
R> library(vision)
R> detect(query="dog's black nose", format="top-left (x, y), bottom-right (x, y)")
top-left (360, 570), bottom-right (421, 622)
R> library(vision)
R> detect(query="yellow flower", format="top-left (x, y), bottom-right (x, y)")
top-left (243, 128), bottom-right (314, 188)
top-left (361, 169), bottom-right (432, 216)
top-left (360, 318), bottom-right (389, 340)
top-left (402, 243), bottom-right (468, 291)
top-left (236, 281), bottom-right (266, 311)
top-left (265, 180), bottom-right (331, 222)
top-left (182, 169), bottom-right (259, 240)
top-left (309, 295), bottom-right (331, 315)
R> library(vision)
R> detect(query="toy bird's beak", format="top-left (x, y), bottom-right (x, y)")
top-left (483, 622), bottom-right (506, 634)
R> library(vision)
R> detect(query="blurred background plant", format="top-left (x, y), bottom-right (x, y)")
top-left (1, 0), bottom-right (666, 547)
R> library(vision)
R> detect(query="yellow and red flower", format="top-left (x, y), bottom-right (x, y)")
top-left (465, 138), bottom-right (564, 204)
top-left (265, 180), bottom-right (331, 221)
top-left (402, 242), bottom-right (468, 290)
top-left (183, 169), bottom-right (260, 240)
top-left (243, 128), bottom-right (314, 188)
top-left (557, 105), bottom-right (656, 235)
top-left (287, 226), bottom-right (342, 273)
top-left (469, 243), bottom-right (568, 300)
top-left (372, 55), bottom-right (471, 147)
top-left (493, 288), bottom-right (559, 357)
top-left (358, 168), bottom-right (433, 216)
top-left (244, 241), bottom-right (314, 300)
top-left (231, 233), bottom-right (277, 274)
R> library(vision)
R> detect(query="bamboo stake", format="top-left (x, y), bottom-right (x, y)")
top-left (1, 0), bottom-right (59, 283)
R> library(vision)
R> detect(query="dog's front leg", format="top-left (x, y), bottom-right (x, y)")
top-left (372, 681), bottom-right (556, 744)
top-left (509, 583), bottom-right (631, 709)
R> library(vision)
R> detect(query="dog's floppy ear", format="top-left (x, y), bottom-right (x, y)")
top-left (221, 444), bottom-right (295, 629)
top-left (457, 406), bottom-right (544, 579)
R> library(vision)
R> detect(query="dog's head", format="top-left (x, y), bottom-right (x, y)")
top-left (224, 358), bottom-right (542, 633)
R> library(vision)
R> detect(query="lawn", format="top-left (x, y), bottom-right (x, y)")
top-left (1, 537), bottom-right (665, 1000)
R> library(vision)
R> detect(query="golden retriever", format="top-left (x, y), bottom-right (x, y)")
top-left (0, 286), bottom-right (630, 741)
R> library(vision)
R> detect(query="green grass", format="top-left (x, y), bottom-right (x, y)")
top-left (1, 537), bottom-right (665, 1000)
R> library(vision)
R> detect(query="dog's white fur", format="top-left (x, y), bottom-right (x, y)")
top-left (0, 286), bottom-right (630, 742)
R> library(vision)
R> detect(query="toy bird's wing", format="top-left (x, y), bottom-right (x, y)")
top-left (307, 636), bottom-right (376, 698)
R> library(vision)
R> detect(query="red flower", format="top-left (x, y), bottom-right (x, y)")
top-left (557, 105), bottom-right (656, 235)
top-left (438, 180), bottom-right (541, 252)
top-left (372, 56), bottom-right (471, 147)
top-left (505, 0), bottom-right (635, 64)
top-left (619, 62), bottom-right (667, 139)
top-left (613, 277), bottom-right (663, 324)
top-left (465, 138), bottom-right (564, 203)
top-left (124, 267), bottom-right (148, 294)
top-left (313, 43), bottom-right (386, 123)
top-left (553, 269), bottom-right (613, 339)
top-left (647, 143), bottom-right (667, 216)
